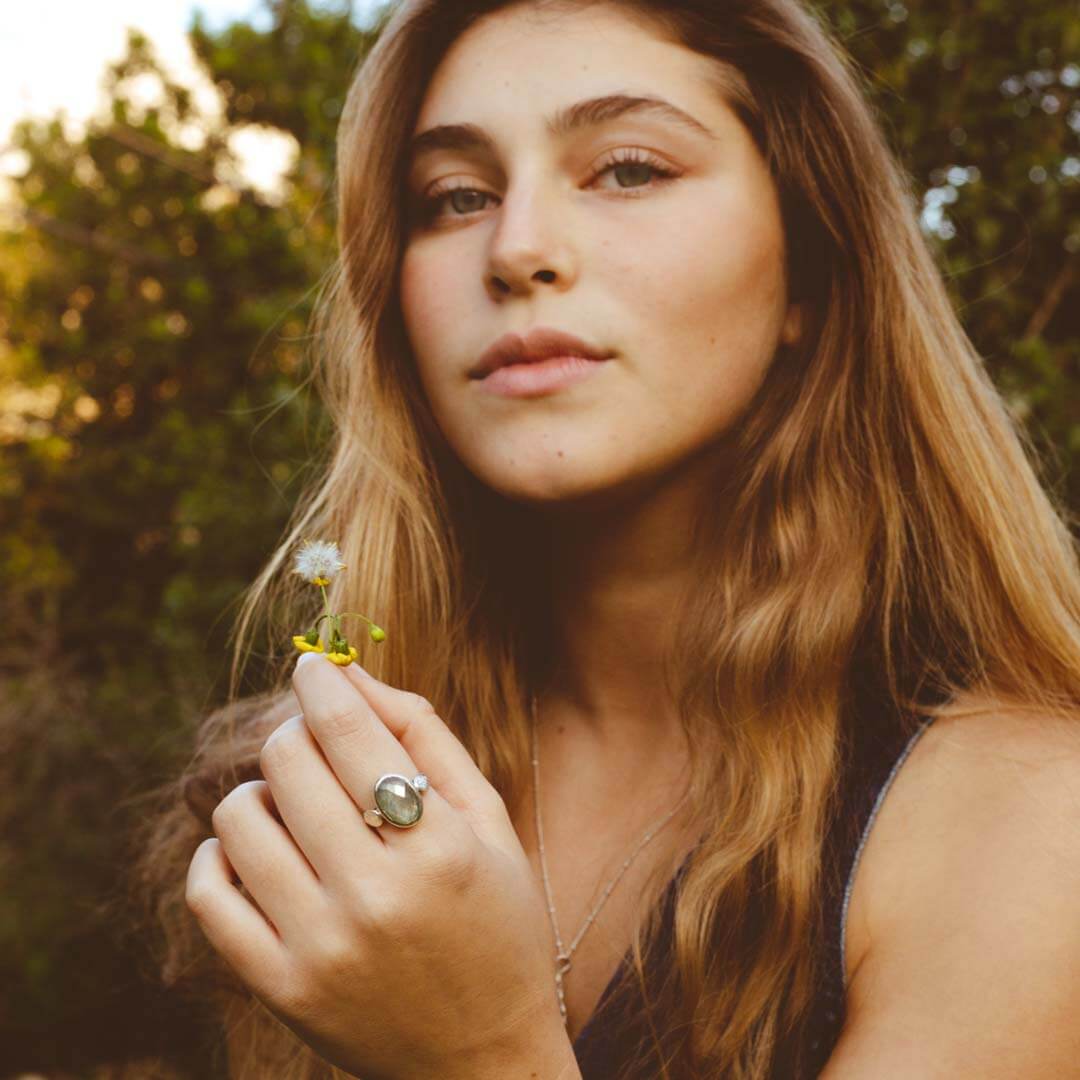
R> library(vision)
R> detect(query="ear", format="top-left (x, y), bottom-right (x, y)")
top-left (780, 301), bottom-right (805, 347)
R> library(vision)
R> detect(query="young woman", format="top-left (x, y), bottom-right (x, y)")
top-left (131, 1), bottom-right (1080, 1077)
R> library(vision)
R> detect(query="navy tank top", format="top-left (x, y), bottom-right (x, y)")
top-left (571, 709), bottom-right (939, 1078)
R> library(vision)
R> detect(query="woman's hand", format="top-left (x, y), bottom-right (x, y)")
top-left (185, 652), bottom-right (576, 1080)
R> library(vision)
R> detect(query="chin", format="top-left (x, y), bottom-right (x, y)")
top-left (469, 456), bottom-right (665, 514)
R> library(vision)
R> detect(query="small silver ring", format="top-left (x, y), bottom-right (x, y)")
top-left (362, 772), bottom-right (429, 829)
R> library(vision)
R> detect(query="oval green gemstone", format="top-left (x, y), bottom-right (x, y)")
top-left (374, 774), bottom-right (422, 827)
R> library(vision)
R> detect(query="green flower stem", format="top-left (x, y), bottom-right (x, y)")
top-left (318, 584), bottom-right (339, 640)
top-left (337, 611), bottom-right (386, 643)
top-left (337, 611), bottom-right (375, 627)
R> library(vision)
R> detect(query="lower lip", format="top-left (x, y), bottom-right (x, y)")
top-left (475, 354), bottom-right (610, 396)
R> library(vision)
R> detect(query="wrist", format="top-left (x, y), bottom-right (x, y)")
top-left (437, 1015), bottom-right (581, 1080)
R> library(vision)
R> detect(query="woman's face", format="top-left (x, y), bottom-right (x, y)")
top-left (399, 1), bottom-right (802, 507)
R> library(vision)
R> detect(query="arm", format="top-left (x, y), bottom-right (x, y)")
top-left (819, 705), bottom-right (1080, 1078)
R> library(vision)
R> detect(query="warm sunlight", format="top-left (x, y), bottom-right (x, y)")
top-left (0, 1), bottom-right (384, 198)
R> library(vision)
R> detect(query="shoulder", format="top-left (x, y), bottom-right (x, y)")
top-left (827, 691), bottom-right (1080, 1078)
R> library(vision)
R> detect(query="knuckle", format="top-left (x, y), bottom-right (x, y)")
top-left (184, 869), bottom-right (211, 914)
top-left (362, 891), bottom-right (413, 936)
top-left (313, 703), bottom-right (364, 740)
top-left (273, 971), bottom-right (317, 1019)
top-left (398, 694), bottom-right (441, 746)
top-left (406, 692), bottom-right (437, 717)
top-left (303, 926), bottom-right (359, 981)
top-left (259, 725), bottom-right (306, 772)
top-left (415, 832), bottom-right (478, 894)
top-left (209, 797), bottom-right (232, 835)
top-left (185, 878), bottom-right (214, 916)
top-left (185, 841), bottom-right (220, 914)
top-left (481, 787), bottom-right (511, 824)
top-left (211, 780), bottom-right (264, 833)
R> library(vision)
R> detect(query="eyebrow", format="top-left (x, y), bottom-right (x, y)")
top-left (406, 92), bottom-right (718, 169)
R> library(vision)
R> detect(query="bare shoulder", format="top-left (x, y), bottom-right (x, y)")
top-left (827, 691), bottom-right (1080, 1078)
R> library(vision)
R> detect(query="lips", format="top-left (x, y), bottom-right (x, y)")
top-left (470, 326), bottom-right (613, 379)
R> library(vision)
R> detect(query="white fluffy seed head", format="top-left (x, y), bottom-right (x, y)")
top-left (293, 539), bottom-right (346, 584)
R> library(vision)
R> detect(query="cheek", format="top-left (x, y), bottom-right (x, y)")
top-left (601, 179), bottom-right (785, 329)
top-left (649, 185), bottom-right (785, 340)
top-left (617, 211), bottom-right (786, 436)
top-left (660, 188), bottom-right (784, 317)
top-left (398, 248), bottom-right (450, 367)
top-left (399, 247), bottom-right (488, 448)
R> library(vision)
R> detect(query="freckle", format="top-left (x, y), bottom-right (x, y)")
top-left (557, 450), bottom-right (564, 457)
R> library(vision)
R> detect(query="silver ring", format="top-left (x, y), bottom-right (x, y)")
top-left (362, 772), bottom-right (429, 829)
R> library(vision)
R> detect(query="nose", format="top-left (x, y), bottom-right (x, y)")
top-left (485, 177), bottom-right (577, 298)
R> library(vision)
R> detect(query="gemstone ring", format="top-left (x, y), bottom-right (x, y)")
top-left (361, 772), bottom-right (429, 829)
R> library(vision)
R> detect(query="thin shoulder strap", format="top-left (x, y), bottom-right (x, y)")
top-left (805, 709), bottom-right (939, 1074)
top-left (839, 714), bottom-right (938, 987)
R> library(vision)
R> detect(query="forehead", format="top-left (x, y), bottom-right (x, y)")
top-left (410, 3), bottom-right (736, 146)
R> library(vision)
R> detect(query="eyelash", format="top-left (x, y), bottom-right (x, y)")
top-left (416, 148), bottom-right (680, 221)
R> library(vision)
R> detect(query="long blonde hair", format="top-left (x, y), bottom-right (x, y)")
top-left (128, 1), bottom-right (1080, 1076)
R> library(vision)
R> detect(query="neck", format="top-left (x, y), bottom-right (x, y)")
top-left (531, 440), bottom-right (732, 751)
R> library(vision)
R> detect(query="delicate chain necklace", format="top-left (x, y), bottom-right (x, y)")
top-left (529, 692), bottom-right (691, 1029)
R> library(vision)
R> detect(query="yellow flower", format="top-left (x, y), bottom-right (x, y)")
top-left (293, 634), bottom-right (324, 653)
top-left (326, 645), bottom-right (359, 666)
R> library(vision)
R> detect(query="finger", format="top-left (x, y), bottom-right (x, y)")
top-left (260, 713), bottom-right (390, 894)
top-left (337, 660), bottom-right (511, 842)
top-left (210, 779), bottom-right (327, 943)
top-left (186, 835), bottom-right (293, 1001)
top-left (291, 652), bottom-right (459, 843)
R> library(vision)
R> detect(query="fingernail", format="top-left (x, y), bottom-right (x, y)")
top-left (296, 651), bottom-right (322, 669)
top-left (351, 661), bottom-right (375, 679)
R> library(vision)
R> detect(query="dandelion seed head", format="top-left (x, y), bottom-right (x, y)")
top-left (293, 539), bottom-right (346, 585)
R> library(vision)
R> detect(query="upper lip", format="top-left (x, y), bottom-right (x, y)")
top-left (470, 326), bottom-right (613, 379)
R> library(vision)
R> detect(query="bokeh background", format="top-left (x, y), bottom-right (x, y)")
top-left (1, 0), bottom-right (1076, 1076)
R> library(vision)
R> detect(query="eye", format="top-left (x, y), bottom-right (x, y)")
top-left (413, 148), bottom-right (680, 222)
top-left (589, 148), bottom-right (680, 195)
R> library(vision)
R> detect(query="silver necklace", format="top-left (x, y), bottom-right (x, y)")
top-left (529, 692), bottom-right (691, 1030)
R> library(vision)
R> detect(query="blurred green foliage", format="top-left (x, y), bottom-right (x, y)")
top-left (0, 0), bottom-right (1076, 1075)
